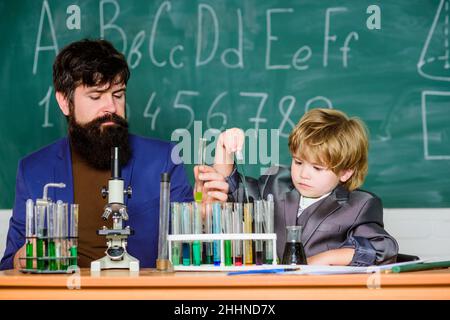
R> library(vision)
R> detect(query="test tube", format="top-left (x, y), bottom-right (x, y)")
top-left (56, 201), bottom-right (68, 270)
top-left (35, 203), bottom-right (47, 270)
top-left (222, 203), bottom-right (233, 266)
top-left (232, 203), bottom-right (243, 266)
top-left (203, 203), bottom-right (213, 264)
top-left (254, 200), bottom-right (264, 265)
top-left (244, 202), bottom-right (253, 265)
top-left (25, 199), bottom-right (34, 270)
top-left (234, 134), bottom-right (250, 204)
top-left (47, 202), bottom-right (57, 270)
top-left (264, 194), bottom-right (275, 264)
top-left (181, 202), bottom-right (192, 266)
top-left (54, 202), bottom-right (62, 270)
top-left (157, 173), bottom-right (171, 270)
top-left (212, 202), bottom-right (222, 266)
top-left (171, 202), bottom-right (181, 266)
top-left (192, 201), bottom-right (203, 266)
top-left (69, 204), bottom-right (78, 267)
top-left (195, 138), bottom-right (207, 202)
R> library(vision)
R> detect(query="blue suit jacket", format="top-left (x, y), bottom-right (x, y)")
top-left (0, 134), bottom-right (193, 270)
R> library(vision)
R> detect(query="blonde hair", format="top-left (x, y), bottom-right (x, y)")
top-left (288, 108), bottom-right (369, 191)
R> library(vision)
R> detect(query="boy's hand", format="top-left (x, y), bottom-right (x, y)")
top-left (194, 165), bottom-right (229, 202)
top-left (214, 128), bottom-right (245, 177)
top-left (307, 248), bottom-right (355, 266)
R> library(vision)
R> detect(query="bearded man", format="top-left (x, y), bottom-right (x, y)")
top-left (0, 39), bottom-right (193, 270)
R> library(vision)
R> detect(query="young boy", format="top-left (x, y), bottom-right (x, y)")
top-left (196, 108), bottom-right (398, 266)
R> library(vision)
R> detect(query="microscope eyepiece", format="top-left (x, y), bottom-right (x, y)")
top-left (111, 147), bottom-right (121, 179)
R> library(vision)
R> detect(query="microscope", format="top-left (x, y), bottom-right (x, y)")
top-left (90, 147), bottom-right (140, 272)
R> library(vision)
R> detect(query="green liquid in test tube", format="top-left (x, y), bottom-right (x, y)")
top-left (25, 199), bottom-right (34, 270)
top-left (224, 241), bottom-right (232, 266)
top-left (171, 203), bottom-right (181, 266)
top-left (36, 239), bottom-right (44, 270)
top-left (55, 201), bottom-right (62, 270)
top-left (47, 203), bottom-right (57, 271)
top-left (48, 241), bottom-right (57, 270)
top-left (62, 203), bottom-right (69, 270)
top-left (56, 201), bottom-right (69, 270)
top-left (192, 202), bottom-right (202, 266)
top-left (69, 204), bottom-right (79, 267)
top-left (26, 242), bottom-right (34, 269)
top-left (181, 202), bottom-right (192, 266)
top-left (192, 241), bottom-right (201, 266)
top-left (35, 204), bottom-right (46, 270)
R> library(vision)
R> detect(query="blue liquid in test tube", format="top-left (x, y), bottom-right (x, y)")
top-left (212, 202), bottom-right (222, 266)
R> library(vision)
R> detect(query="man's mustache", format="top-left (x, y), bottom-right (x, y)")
top-left (88, 113), bottom-right (128, 129)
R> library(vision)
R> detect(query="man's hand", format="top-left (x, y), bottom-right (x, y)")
top-left (13, 244), bottom-right (26, 269)
top-left (194, 165), bottom-right (229, 202)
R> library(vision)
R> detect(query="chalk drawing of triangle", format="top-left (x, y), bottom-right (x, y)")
top-left (418, 0), bottom-right (450, 81)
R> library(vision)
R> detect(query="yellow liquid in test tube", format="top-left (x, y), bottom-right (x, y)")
top-left (244, 203), bottom-right (253, 265)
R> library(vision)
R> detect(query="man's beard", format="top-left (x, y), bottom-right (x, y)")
top-left (68, 113), bottom-right (131, 170)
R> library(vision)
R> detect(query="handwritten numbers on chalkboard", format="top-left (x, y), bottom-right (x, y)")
top-left (278, 96), bottom-right (297, 138)
top-left (366, 5), bottom-right (381, 30)
top-left (66, 5), bottom-right (81, 30)
top-left (174, 91), bottom-right (198, 130)
top-left (143, 92), bottom-right (161, 131)
top-left (241, 92), bottom-right (268, 133)
top-left (38, 86), bottom-right (54, 128)
top-left (207, 91), bottom-right (228, 131)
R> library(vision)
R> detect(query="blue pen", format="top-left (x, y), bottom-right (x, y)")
top-left (227, 268), bottom-right (300, 275)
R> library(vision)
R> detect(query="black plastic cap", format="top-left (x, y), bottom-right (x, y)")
top-left (111, 147), bottom-right (120, 179)
top-left (160, 172), bottom-right (170, 182)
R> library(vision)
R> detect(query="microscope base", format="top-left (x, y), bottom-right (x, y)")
top-left (91, 253), bottom-right (140, 272)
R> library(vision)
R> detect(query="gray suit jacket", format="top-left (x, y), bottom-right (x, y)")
top-left (227, 166), bottom-right (398, 265)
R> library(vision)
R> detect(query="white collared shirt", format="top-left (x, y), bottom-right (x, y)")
top-left (297, 192), bottom-right (331, 217)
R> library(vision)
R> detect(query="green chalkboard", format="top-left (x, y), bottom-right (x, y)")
top-left (1, 0), bottom-right (450, 208)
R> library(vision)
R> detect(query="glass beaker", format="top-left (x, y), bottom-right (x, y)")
top-left (282, 226), bottom-right (307, 265)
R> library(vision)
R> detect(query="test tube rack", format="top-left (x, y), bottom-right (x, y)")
top-left (19, 235), bottom-right (79, 274)
top-left (167, 233), bottom-right (277, 271)
top-left (20, 185), bottom-right (79, 274)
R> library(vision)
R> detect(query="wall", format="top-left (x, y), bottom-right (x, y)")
top-left (0, 210), bottom-right (11, 263)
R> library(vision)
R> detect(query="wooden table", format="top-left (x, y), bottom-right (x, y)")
top-left (1, 268), bottom-right (450, 299)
